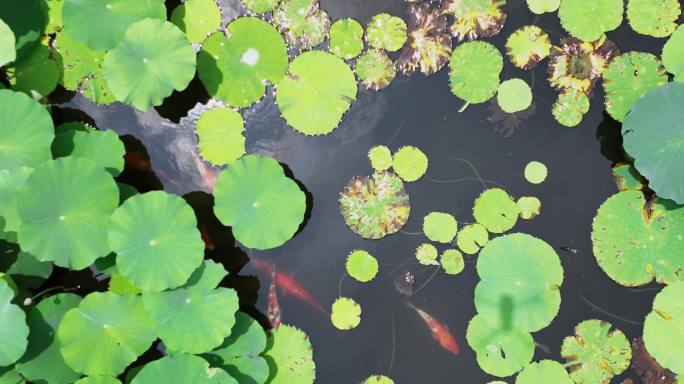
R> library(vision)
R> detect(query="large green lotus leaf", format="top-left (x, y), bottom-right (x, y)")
top-left (53, 128), bottom-right (125, 176)
top-left (627, 0), bottom-right (681, 37)
top-left (75, 377), bottom-right (122, 384)
top-left (602, 52), bottom-right (668, 122)
top-left (339, 171), bottom-right (410, 239)
top-left (104, 19), bottom-right (196, 111)
top-left (0, 167), bottom-right (34, 235)
top-left (58, 292), bottom-right (157, 376)
top-left (473, 188), bottom-right (519, 233)
top-left (214, 155), bottom-right (306, 250)
top-left (203, 312), bottom-right (269, 383)
top-left (623, 83), bottom-right (684, 203)
top-left (273, 0), bottom-right (330, 50)
top-left (643, 281), bottom-right (684, 375)
top-left (108, 191), bottom-right (205, 292)
top-left (170, 0), bottom-right (222, 44)
top-left (0, 279), bottom-right (28, 366)
top-left (182, 260), bottom-right (228, 292)
top-left (263, 325), bottom-right (316, 383)
top-left (62, 0), bottom-right (166, 50)
top-left (466, 314), bottom-right (534, 377)
top-left (131, 354), bottom-right (237, 384)
top-left (198, 17), bottom-right (288, 109)
top-left (475, 233), bottom-right (563, 332)
top-left (505, 25), bottom-right (551, 70)
top-left (396, 3), bottom-right (452, 76)
top-left (449, 41), bottom-right (503, 104)
top-left (17, 157), bottom-right (119, 270)
top-left (6, 42), bottom-right (61, 97)
top-left (559, 0), bottom-right (623, 42)
top-left (329, 18), bottom-right (363, 60)
top-left (0, 89), bottom-right (54, 171)
top-left (0, 0), bottom-right (45, 61)
top-left (108, 273), bottom-right (142, 295)
top-left (515, 360), bottom-right (573, 384)
top-left (15, 293), bottom-right (81, 384)
top-left (195, 107), bottom-right (245, 166)
top-left (366, 13), bottom-right (407, 52)
top-left (561, 319), bottom-right (631, 383)
top-left (42, 0), bottom-right (64, 34)
top-left (276, 51), bottom-right (357, 135)
top-left (423, 212), bottom-right (457, 243)
top-left (663, 25), bottom-right (684, 81)
top-left (592, 191), bottom-right (684, 286)
top-left (0, 19), bottom-right (16, 67)
top-left (440, 0), bottom-right (507, 41)
top-left (526, 0), bottom-right (560, 13)
top-left (241, 0), bottom-right (280, 13)
top-left (355, 49), bottom-right (396, 91)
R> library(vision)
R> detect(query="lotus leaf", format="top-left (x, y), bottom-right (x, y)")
top-left (602, 52), bottom-right (668, 122)
top-left (273, 0), bottom-right (330, 50)
top-left (131, 354), bottom-right (236, 383)
top-left (663, 25), bottom-right (684, 81)
top-left (440, 0), bottom-right (507, 41)
top-left (263, 325), bottom-right (316, 383)
top-left (53, 128), bottom-right (125, 176)
top-left (423, 212), bottom-right (458, 243)
top-left (397, 3), bottom-right (452, 76)
top-left (497, 79), bottom-right (532, 113)
top-left (363, 376), bottom-right (394, 384)
top-left (104, 19), bottom-right (196, 111)
top-left (366, 13), bottom-right (407, 52)
top-left (475, 233), bottom-right (563, 332)
top-left (214, 155), bottom-right (306, 249)
top-left (515, 360), bottom-right (573, 384)
top-left (198, 17), bottom-right (288, 109)
top-left (552, 89), bottom-right (590, 127)
top-left (643, 282), bottom-right (684, 375)
top-left (416, 243), bottom-right (439, 266)
top-left (524, 161), bottom-right (547, 184)
top-left (457, 223), bottom-right (489, 254)
top-left (505, 26), bottom-right (551, 70)
top-left (592, 190), bottom-right (684, 286)
top-left (329, 19), bottom-right (363, 60)
top-left (631, 338), bottom-right (678, 384)
top-left (355, 49), bottom-right (396, 91)
top-left (0, 244), bottom-right (53, 288)
top-left (42, 0), bottom-right (64, 34)
top-left (622, 82), bottom-right (684, 203)
top-left (548, 38), bottom-right (618, 95)
top-left (339, 171), bottom-right (410, 239)
top-left (449, 41), bottom-right (503, 104)
top-left (0, 19), bottom-right (15, 67)
top-left (276, 51), bottom-right (357, 135)
top-left (392, 146), bottom-right (428, 182)
top-left (0, 0), bottom-right (45, 60)
top-left (559, 0), bottom-right (623, 42)
top-left (6, 42), bottom-right (61, 97)
top-left (331, 297), bottom-right (361, 330)
top-left (17, 157), bottom-right (118, 270)
top-left (525, 0), bottom-right (560, 13)
top-left (0, 167), bottom-right (34, 235)
top-left (466, 314), bottom-right (534, 377)
top-left (561, 319), bottom-right (631, 383)
top-left (75, 377), bottom-right (122, 384)
top-left (346, 250), bottom-right (379, 282)
top-left (0, 279), bottom-right (28, 366)
top-left (241, 0), bottom-right (280, 13)
top-left (57, 292), bottom-right (157, 376)
top-left (473, 188), bottom-right (519, 233)
top-left (195, 107), bottom-right (245, 166)
top-left (627, 0), bottom-right (681, 37)
top-left (612, 164), bottom-right (643, 191)
top-left (517, 196), bottom-right (541, 220)
top-left (170, 0), bottom-right (222, 44)
top-left (109, 273), bottom-right (141, 295)
top-left (441, 249), bottom-right (465, 275)
top-left (368, 145), bottom-right (393, 171)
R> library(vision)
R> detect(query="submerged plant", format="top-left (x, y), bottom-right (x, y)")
top-left (355, 49), bottom-right (396, 91)
top-left (397, 2), bottom-right (452, 76)
top-left (505, 25), bottom-right (551, 70)
top-left (440, 0), bottom-right (507, 41)
top-left (547, 37), bottom-right (618, 95)
top-left (524, 161), bottom-right (547, 184)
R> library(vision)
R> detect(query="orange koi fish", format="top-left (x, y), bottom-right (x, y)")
top-left (267, 264), bottom-right (282, 328)
top-left (251, 258), bottom-right (326, 314)
top-left (407, 301), bottom-right (460, 355)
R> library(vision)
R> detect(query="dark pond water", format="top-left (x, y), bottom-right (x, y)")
top-left (48, 0), bottom-right (675, 382)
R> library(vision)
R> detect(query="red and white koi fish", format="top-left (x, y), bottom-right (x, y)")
top-left (407, 301), bottom-right (460, 355)
top-left (251, 258), bottom-right (326, 314)
top-left (267, 264), bottom-right (281, 328)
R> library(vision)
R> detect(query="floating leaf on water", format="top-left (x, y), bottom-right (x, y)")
top-left (329, 18), bottom-right (364, 60)
top-left (612, 164), bottom-right (643, 191)
top-left (53, 128), bottom-right (125, 177)
top-left (62, 0), bottom-right (166, 50)
top-left (0, 279), bottom-right (28, 366)
top-left (473, 188), bottom-right (519, 233)
top-left (602, 52), bottom-right (668, 122)
top-left (515, 360), bottom-right (574, 384)
top-left (195, 107), bottom-right (246, 166)
top-left (363, 375), bottom-right (395, 384)
top-left (0, 168), bottom-right (32, 236)
top-left (17, 157), bottom-right (118, 270)
top-left (368, 145), bottom-right (393, 171)
top-left (627, 0), bottom-right (681, 38)
top-left (505, 26), bottom-right (551, 70)
top-left (346, 250), bottom-right (379, 283)
top-left (591, 191), bottom-right (684, 286)
top-left (131, 354), bottom-right (236, 383)
top-left (0, 19), bottom-right (16, 67)
top-left (440, 0), bottom-right (507, 41)
top-left (622, 83), bottom-right (684, 203)
top-left (339, 171), bottom-right (410, 239)
top-left (263, 325), bottom-right (316, 383)
top-left (75, 377), bottom-right (122, 384)
top-left (170, 0), bottom-right (222, 44)
top-left (242, 0), bottom-right (280, 13)
top-left (277, 51), bottom-right (357, 135)
top-left (198, 17), bottom-right (288, 109)
top-left (6, 42), bottom-right (61, 98)
top-left (561, 319), bottom-right (631, 383)
top-left (366, 13), bottom-right (407, 52)
top-left (58, 292), bottom-right (157, 376)
top-left (548, 37), bottom-right (619, 95)
top-left (631, 338), bottom-right (678, 384)
top-left (108, 191), bottom-right (205, 292)
top-left (643, 281), bottom-right (684, 375)
top-left (108, 273), bottom-right (141, 295)
top-left (558, 0), bottom-right (623, 42)
top-left (396, 3), bottom-right (452, 76)
top-left (466, 314), bottom-right (534, 377)
top-left (214, 155), bottom-right (307, 249)
top-left (497, 79), bottom-right (532, 113)
top-left (662, 25), bottom-right (684, 81)
top-left (0, 0), bottom-right (45, 61)
top-left (331, 297), bottom-right (361, 330)
top-left (552, 89), bottom-right (590, 127)
top-left (440, 249), bottom-right (465, 275)
top-left (457, 223), bottom-right (489, 254)
top-left (517, 197), bottom-right (541, 220)
top-left (449, 41), bottom-right (503, 104)
top-left (475, 233), bottom-right (564, 332)
top-left (524, 161), bottom-right (547, 184)
top-left (273, 0), bottom-right (330, 50)
top-left (525, 0), bottom-right (560, 13)
top-left (423, 212), bottom-right (458, 243)
top-left (355, 49), bottom-right (397, 91)
top-left (415, 243), bottom-right (439, 266)
top-left (392, 146), bottom-right (428, 182)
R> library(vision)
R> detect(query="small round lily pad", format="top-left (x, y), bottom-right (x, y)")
top-left (366, 13), bottom-right (407, 52)
top-left (195, 107), bottom-right (246, 166)
top-left (368, 145), bottom-right (393, 171)
top-left (415, 243), bottom-right (439, 266)
top-left (516, 360), bottom-right (573, 384)
top-left (466, 314), bottom-right (534, 377)
top-left (497, 79), bottom-right (532, 113)
top-left (473, 188), bottom-right (519, 233)
top-left (423, 212), bottom-right (458, 243)
top-left (363, 375), bottom-right (394, 384)
top-left (506, 25), bottom-right (551, 70)
top-left (355, 49), bottom-right (396, 91)
top-left (392, 146), bottom-right (428, 182)
top-left (331, 297), bottom-right (361, 330)
top-left (272, 0), bottom-right (330, 50)
top-left (526, 0), bottom-right (561, 14)
top-left (517, 196), bottom-right (541, 220)
top-left (329, 18), bottom-right (363, 60)
top-left (170, 0), bottom-right (222, 44)
top-left (262, 325), bottom-right (316, 383)
top-left (457, 223), bottom-right (489, 254)
top-left (627, 0), bottom-right (681, 38)
top-left (449, 41), bottom-right (503, 104)
top-left (524, 161), bottom-right (548, 184)
top-left (440, 249), bottom-right (464, 275)
top-left (559, 0), bottom-right (624, 42)
top-left (346, 250), bottom-right (379, 283)
top-left (553, 89), bottom-right (590, 127)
